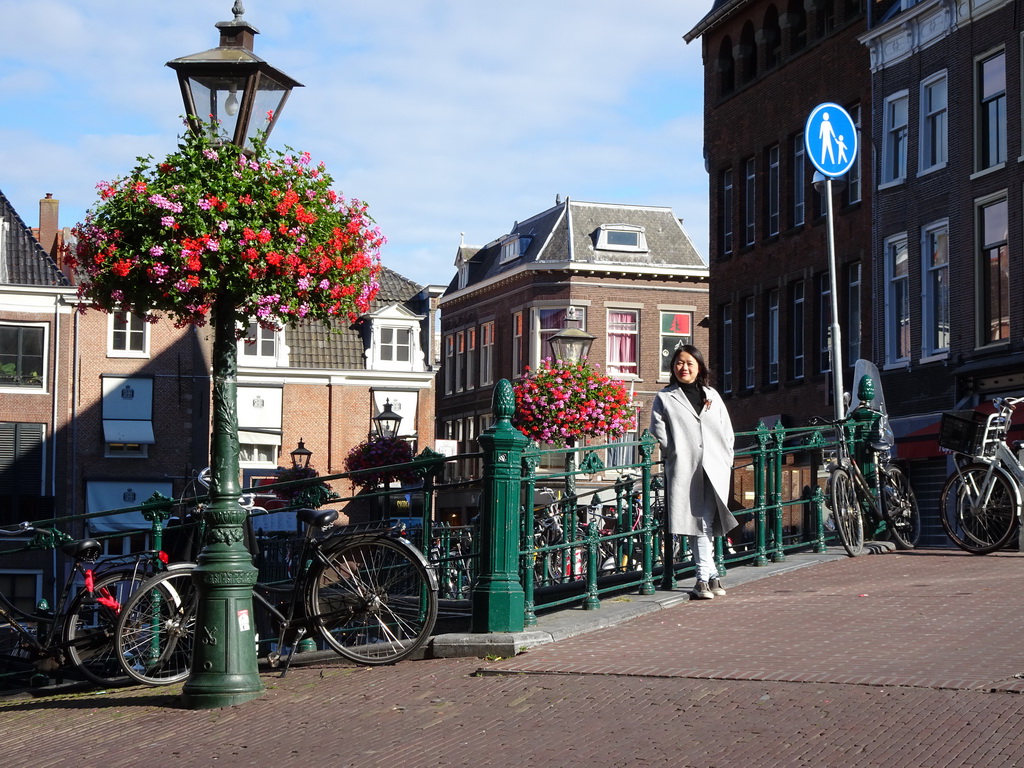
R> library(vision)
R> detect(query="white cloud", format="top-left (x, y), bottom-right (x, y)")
top-left (0, 0), bottom-right (709, 286)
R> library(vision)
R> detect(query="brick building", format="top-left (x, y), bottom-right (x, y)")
top-left (437, 197), bottom-right (710, 523)
top-left (685, 0), bottom-right (873, 436)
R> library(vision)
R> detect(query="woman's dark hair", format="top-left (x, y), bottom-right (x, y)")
top-left (669, 344), bottom-right (714, 389)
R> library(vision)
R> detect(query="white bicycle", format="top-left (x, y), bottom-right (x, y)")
top-left (939, 396), bottom-right (1024, 554)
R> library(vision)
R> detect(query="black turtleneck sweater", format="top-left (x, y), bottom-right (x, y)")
top-left (680, 381), bottom-right (705, 414)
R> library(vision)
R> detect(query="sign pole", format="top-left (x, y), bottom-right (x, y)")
top-left (823, 176), bottom-right (844, 421)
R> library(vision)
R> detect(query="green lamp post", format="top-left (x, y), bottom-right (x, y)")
top-left (168, 3), bottom-right (301, 710)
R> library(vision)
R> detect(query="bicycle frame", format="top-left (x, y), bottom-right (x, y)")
top-left (947, 416), bottom-right (1024, 517)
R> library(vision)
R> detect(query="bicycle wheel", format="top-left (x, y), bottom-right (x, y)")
top-left (940, 463), bottom-right (1019, 555)
top-left (63, 570), bottom-right (147, 687)
top-left (309, 536), bottom-right (438, 665)
top-left (828, 467), bottom-right (864, 557)
top-left (115, 566), bottom-right (198, 686)
top-left (881, 465), bottom-right (921, 549)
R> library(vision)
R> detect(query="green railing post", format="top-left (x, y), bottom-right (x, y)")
top-left (812, 484), bottom-right (828, 553)
top-left (583, 522), bottom-right (600, 610)
top-left (522, 454), bottom-right (540, 627)
top-left (638, 430), bottom-right (656, 595)
top-left (753, 422), bottom-right (770, 566)
top-left (140, 491), bottom-right (175, 554)
top-left (472, 379), bottom-right (528, 633)
top-left (770, 421), bottom-right (786, 563)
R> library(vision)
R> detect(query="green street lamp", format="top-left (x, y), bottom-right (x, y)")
top-left (290, 439), bottom-right (313, 470)
top-left (172, 3), bottom-right (302, 710)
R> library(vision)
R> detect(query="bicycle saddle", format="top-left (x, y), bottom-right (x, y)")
top-left (297, 508), bottom-right (339, 528)
top-left (62, 538), bottom-right (103, 561)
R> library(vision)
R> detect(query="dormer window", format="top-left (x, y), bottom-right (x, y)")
top-left (596, 225), bottom-right (648, 253)
top-left (457, 261), bottom-right (469, 289)
top-left (499, 235), bottom-right (531, 264)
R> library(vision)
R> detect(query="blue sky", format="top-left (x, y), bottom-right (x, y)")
top-left (0, 1), bottom-right (709, 289)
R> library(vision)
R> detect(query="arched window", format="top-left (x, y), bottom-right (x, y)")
top-left (717, 36), bottom-right (735, 95)
top-left (740, 21), bottom-right (757, 84)
top-left (763, 6), bottom-right (781, 69)
top-left (787, 0), bottom-right (807, 53)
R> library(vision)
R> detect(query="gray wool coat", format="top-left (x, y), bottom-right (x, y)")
top-left (649, 382), bottom-right (738, 538)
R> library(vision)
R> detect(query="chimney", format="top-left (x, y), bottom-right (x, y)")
top-left (38, 193), bottom-right (59, 257)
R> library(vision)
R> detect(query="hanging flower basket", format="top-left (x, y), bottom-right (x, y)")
top-left (67, 130), bottom-right (383, 332)
top-left (344, 437), bottom-right (417, 490)
top-left (512, 359), bottom-right (638, 445)
top-left (273, 465), bottom-right (338, 508)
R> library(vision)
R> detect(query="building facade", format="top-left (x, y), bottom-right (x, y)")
top-left (437, 197), bottom-right (710, 523)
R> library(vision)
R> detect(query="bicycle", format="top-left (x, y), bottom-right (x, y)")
top-left (938, 396), bottom-right (1024, 554)
top-left (822, 362), bottom-right (921, 556)
top-left (114, 507), bottom-right (438, 686)
top-left (0, 522), bottom-right (175, 687)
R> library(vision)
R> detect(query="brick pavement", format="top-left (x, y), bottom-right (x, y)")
top-left (2, 548), bottom-right (1023, 768)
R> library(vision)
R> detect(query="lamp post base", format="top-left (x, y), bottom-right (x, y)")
top-left (180, 542), bottom-right (263, 710)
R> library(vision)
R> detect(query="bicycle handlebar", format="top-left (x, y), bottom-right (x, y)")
top-left (0, 522), bottom-right (33, 536)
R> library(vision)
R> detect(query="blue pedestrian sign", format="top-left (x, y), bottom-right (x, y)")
top-left (804, 103), bottom-right (857, 178)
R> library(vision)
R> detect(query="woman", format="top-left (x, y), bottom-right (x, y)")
top-left (650, 345), bottom-right (737, 600)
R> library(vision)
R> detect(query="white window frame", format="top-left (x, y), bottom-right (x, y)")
top-left (744, 157), bottom-right (756, 246)
top-left (920, 71), bottom-right (948, 174)
top-left (108, 311), bottom-right (149, 358)
top-left (847, 262), bottom-right (861, 364)
top-left (976, 193), bottom-right (1009, 346)
top-left (977, 49), bottom-right (1007, 172)
top-left (792, 281), bottom-right (805, 380)
top-left (239, 322), bottom-right (285, 367)
top-left (444, 334), bottom-right (454, 395)
top-left (921, 219), bottom-right (950, 358)
top-left (465, 327), bottom-right (476, 390)
top-left (743, 296), bottom-right (755, 390)
top-left (455, 330), bottom-right (465, 392)
top-left (532, 306), bottom-right (585, 368)
top-left (0, 322), bottom-right (47, 392)
top-left (595, 225), bottom-right (648, 253)
top-left (721, 305), bottom-right (733, 393)
top-left (606, 309), bottom-right (639, 377)
top-left (882, 91), bottom-right (909, 185)
top-left (479, 321), bottom-right (494, 386)
top-left (846, 103), bottom-right (862, 204)
top-left (793, 133), bottom-right (805, 227)
top-left (767, 144), bottom-right (780, 237)
top-left (721, 168), bottom-right (734, 254)
top-left (819, 273), bottom-right (831, 374)
top-left (512, 312), bottom-right (523, 377)
top-left (659, 310), bottom-right (694, 380)
top-left (767, 289), bottom-right (779, 384)
top-left (884, 233), bottom-right (911, 365)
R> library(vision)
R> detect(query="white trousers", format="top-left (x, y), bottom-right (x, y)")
top-left (690, 474), bottom-right (718, 582)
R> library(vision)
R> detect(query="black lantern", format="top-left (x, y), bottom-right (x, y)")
top-left (549, 306), bottom-right (595, 364)
top-left (166, 1), bottom-right (302, 149)
top-left (289, 439), bottom-right (312, 470)
top-left (373, 400), bottom-right (403, 439)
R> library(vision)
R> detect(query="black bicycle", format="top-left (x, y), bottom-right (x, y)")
top-left (114, 508), bottom-right (438, 686)
top-left (0, 522), bottom-right (176, 687)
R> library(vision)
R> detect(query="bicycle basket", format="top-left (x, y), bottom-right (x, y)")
top-left (938, 410), bottom-right (988, 455)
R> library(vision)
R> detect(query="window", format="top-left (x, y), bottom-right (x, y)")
top-left (978, 196), bottom-right (1009, 344)
top-left (847, 262), bottom-right (862, 363)
top-left (0, 422), bottom-right (47, 527)
top-left (0, 325), bottom-right (44, 389)
top-left (792, 282), bottom-right (805, 379)
top-left (444, 335), bottom-right (454, 395)
top-left (743, 297), bottom-right (755, 390)
top-left (721, 305), bottom-right (733, 393)
top-left (885, 234), bottom-right (911, 363)
top-left (240, 322), bottom-right (282, 365)
top-left (766, 144), bottom-right (780, 237)
top-left (479, 322), bottom-right (494, 386)
top-left (606, 432), bottom-right (637, 469)
top-left (845, 104), bottom-right (862, 205)
top-left (534, 307), bottom-right (585, 367)
top-left (977, 51), bottom-right (1006, 171)
top-left (380, 327), bottom-right (413, 365)
top-left (660, 311), bottom-right (693, 377)
top-left (455, 331), bottom-right (465, 392)
top-left (607, 310), bottom-right (638, 376)
top-left (882, 92), bottom-right (909, 184)
top-left (793, 133), bottom-right (805, 227)
top-left (922, 221), bottom-right (949, 356)
top-left (720, 168), bottom-right (734, 255)
top-left (744, 158), bottom-right (756, 245)
top-left (818, 274), bottom-right (832, 373)
top-left (596, 226), bottom-right (648, 252)
top-left (465, 327), bottom-right (476, 390)
top-left (512, 312), bottom-right (523, 376)
top-left (717, 37), bottom-right (735, 95)
top-left (499, 236), bottom-right (530, 264)
top-left (767, 289), bottom-right (779, 384)
top-left (109, 312), bottom-right (148, 357)
top-left (920, 73), bottom-right (948, 172)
